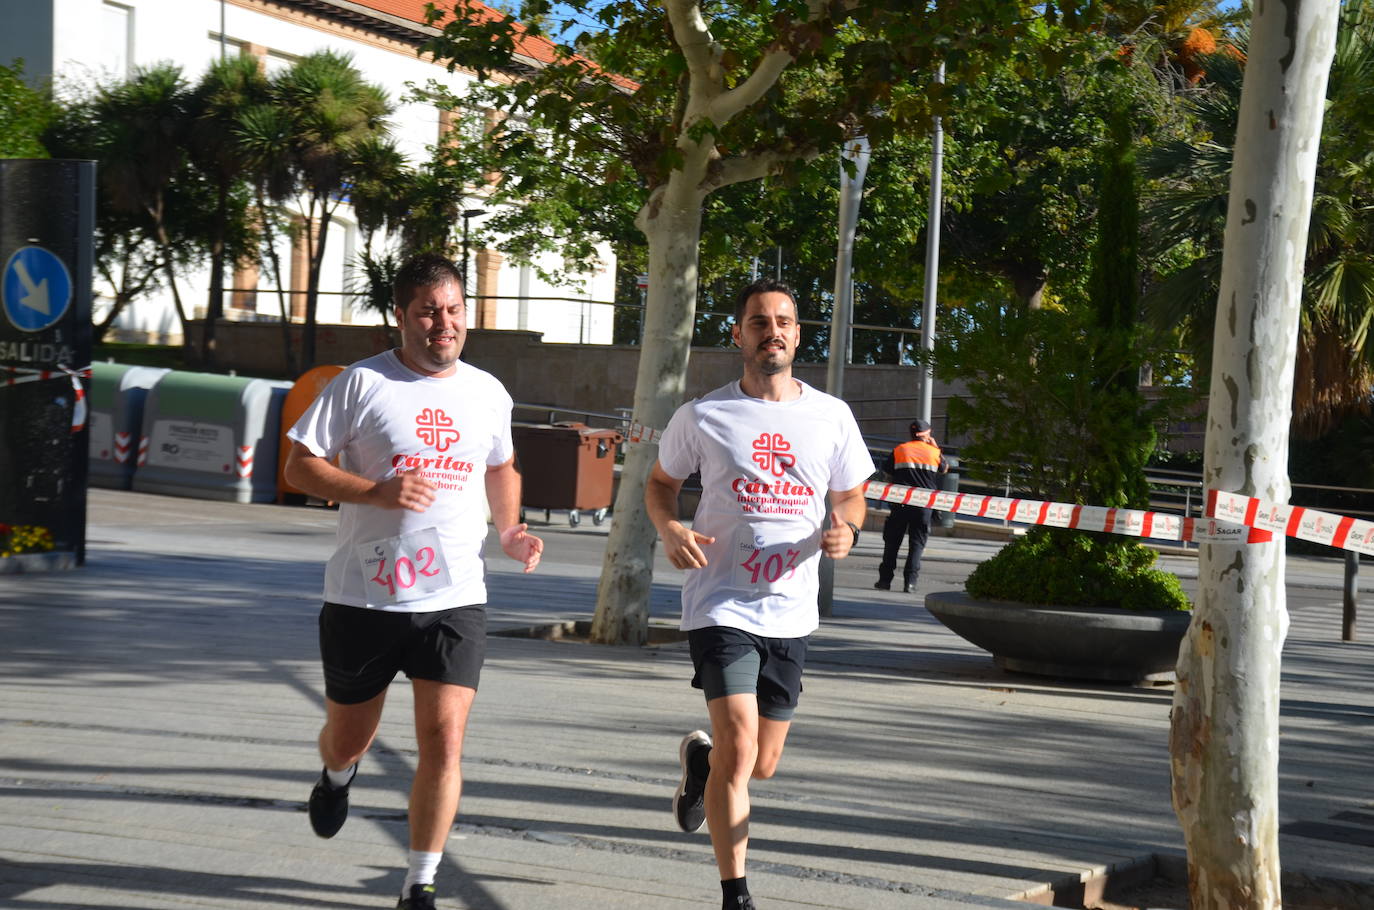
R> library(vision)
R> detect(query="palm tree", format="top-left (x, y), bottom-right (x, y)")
top-left (86, 64), bottom-right (206, 360)
top-left (346, 134), bottom-right (409, 330)
top-left (239, 50), bottom-right (393, 369)
top-left (348, 133), bottom-right (409, 254)
top-left (186, 54), bottom-right (271, 367)
top-left (1143, 1), bottom-right (1374, 435)
top-left (236, 101), bottom-right (299, 374)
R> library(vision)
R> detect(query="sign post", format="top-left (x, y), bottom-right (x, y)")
top-left (0, 159), bottom-right (95, 571)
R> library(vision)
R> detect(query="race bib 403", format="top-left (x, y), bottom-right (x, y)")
top-left (356, 527), bottom-right (452, 606)
top-left (732, 527), bottom-right (806, 591)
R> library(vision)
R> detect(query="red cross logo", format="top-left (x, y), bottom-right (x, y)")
top-left (751, 432), bottom-right (795, 478)
top-left (416, 408), bottom-right (461, 451)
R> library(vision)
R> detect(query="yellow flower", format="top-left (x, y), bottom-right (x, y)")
top-left (0, 524), bottom-right (54, 556)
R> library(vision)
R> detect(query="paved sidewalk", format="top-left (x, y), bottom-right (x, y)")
top-left (1, 489), bottom-right (1372, 909)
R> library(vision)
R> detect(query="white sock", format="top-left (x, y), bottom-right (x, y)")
top-left (402, 850), bottom-right (442, 893)
top-left (325, 764), bottom-right (356, 789)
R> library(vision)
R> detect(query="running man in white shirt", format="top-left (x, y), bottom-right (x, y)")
top-left (646, 279), bottom-right (875, 910)
top-left (284, 253), bottom-right (543, 910)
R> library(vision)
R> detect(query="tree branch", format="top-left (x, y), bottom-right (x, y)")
top-left (665, 0), bottom-right (723, 107)
top-left (705, 147), bottom-right (820, 193)
top-left (708, 0), bottom-right (832, 124)
top-left (708, 49), bottom-right (793, 125)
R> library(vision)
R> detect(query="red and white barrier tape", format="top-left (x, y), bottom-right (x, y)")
top-left (626, 420), bottom-right (661, 444)
top-left (864, 480), bottom-right (1271, 545)
top-left (1208, 489), bottom-right (1374, 556)
top-left (625, 415), bottom-right (1328, 547)
top-left (2, 364), bottom-right (90, 433)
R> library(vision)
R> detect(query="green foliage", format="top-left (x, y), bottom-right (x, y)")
top-left (0, 61), bottom-right (56, 158)
top-left (350, 249), bottom-right (402, 325)
top-left (598, 11), bottom-right (1193, 362)
top-left (966, 526), bottom-right (1192, 611)
top-left (935, 300), bottom-right (1175, 505)
top-left (1143, 0), bottom-right (1374, 435)
top-left (186, 55), bottom-right (274, 362)
top-left (236, 50), bottom-right (394, 368)
top-left (937, 21), bottom-right (1189, 311)
top-left (43, 63), bottom-right (215, 348)
top-left (417, 0), bottom-right (1104, 290)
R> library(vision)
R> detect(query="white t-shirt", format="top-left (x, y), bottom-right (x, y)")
top-left (287, 350), bottom-right (514, 612)
top-left (657, 379), bottom-right (875, 638)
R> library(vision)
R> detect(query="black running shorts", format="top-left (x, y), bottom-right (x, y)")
top-left (318, 602), bottom-right (486, 705)
top-left (688, 625), bottom-right (808, 721)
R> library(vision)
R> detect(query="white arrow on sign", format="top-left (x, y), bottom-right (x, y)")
top-left (13, 259), bottom-right (50, 315)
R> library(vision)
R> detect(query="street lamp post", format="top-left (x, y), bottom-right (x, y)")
top-left (919, 64), bottom-right (945, 426)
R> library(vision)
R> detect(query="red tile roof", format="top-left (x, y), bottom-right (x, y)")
top-left (353, 1), bottom-right (579, 71)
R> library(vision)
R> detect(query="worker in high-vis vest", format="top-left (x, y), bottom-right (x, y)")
top-left (875, 419), bottom-right (948, 594)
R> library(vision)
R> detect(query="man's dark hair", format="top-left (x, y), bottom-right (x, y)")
top-left (393, 253), bottom-right (465, 310)
top-left (733, 278), bottom-right (799, 323)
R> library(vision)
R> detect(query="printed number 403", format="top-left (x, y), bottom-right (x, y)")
top-left (739, 547), bottom-right (800, 585)
top-left (371, 546), bottom-right (441, 595)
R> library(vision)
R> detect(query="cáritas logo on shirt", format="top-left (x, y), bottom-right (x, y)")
top-left (732, 432), bottom-right (815, 515)
top-left (416, 407), bottom-right (461, 451)
top-left (388, 408), bottom-right (474, 492)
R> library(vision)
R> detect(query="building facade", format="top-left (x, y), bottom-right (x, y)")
top-left (2, 0), bottom-right (617, 346)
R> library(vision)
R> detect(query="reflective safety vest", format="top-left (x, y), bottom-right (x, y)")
top-left (888, 438), bottom-right (946, 491)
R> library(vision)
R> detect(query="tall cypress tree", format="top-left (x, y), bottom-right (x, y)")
top-left (1086, 103), bottom-right (1153, 509)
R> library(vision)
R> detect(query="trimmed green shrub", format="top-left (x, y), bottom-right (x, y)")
top-left (965, 526), bottom-right (1191, 611)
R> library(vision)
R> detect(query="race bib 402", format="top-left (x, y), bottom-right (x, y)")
top-left (356, 527), bottom-right (452, 606)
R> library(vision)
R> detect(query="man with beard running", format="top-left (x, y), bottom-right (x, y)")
top-left (646, 278), bottom-right (875, 909)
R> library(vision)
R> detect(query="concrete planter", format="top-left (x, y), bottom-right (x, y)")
top-left (0, 552), bottom-right (78, 574)
top-left (924, 590), bottom-right (1193, 683)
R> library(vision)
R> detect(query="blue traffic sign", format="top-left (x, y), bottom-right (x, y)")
top-left (3, 246), bottom-right (72, 333)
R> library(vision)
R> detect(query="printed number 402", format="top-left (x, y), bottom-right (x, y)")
top-left (739, 547), bottom-right (800, 585)
top-left (371, 546), bottom-right (441, 596)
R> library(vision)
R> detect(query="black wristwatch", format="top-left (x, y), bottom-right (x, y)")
top-left (845, 521), bottom-right (860, 546)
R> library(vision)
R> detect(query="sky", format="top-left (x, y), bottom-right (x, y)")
top-left (546, 2), bottom-right (613, 42)
top-left (520, 2), bottom-right (1251, 43)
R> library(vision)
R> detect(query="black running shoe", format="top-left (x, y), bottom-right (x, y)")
top-left (397, 884), bottom-right (437, 909)
top-left (673, 730), bottom-right (711, 833)
top-left (873, 581), bottom-right (891, 591)
top-left (308, 767), bottom-right (350, 838)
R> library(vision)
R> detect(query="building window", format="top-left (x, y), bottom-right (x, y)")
top-left (263, 51), bottom-right (297, 76)
top-left (208, 32), bottom-right (246, 62)
top-left (101, 2), bottom-right (134, 78)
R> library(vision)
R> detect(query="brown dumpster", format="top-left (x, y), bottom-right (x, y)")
top-left (511, 422), bottom-right (622, 526)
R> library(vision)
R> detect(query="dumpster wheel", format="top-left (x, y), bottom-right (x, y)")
top-left (568, 509), bottom-right (581, 527)
top-left (592, 507), bottom-right (609, 526)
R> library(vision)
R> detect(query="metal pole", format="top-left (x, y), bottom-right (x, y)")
top-left (826, 135), bottom-right (871, 398)
top-left (220, 0), bottom-right (226, 58)
top-left (1343, 550), bottom-right (1358, 641)
top-left (461, 217), bottom-right (470, 295)
top-left (919, 63), bottom-right (945, 425)
top-left (460, 208), bottom-right (485, 304)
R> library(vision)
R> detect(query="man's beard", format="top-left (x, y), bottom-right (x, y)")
top-left (755, 347), bottom-right (792, 375)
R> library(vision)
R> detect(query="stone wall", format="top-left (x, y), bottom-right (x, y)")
top-left (196, 319), bottom-right (958, 445)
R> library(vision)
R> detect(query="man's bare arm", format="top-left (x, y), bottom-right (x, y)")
top-left (284, 441), bottom-right (434, 512)
top-left (646, 461), bottom-right (715, 569)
